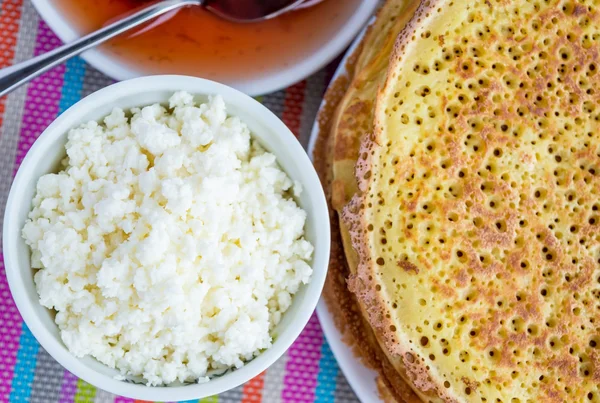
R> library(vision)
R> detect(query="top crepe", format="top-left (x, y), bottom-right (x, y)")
top-left (343, 0), bottom-right (600, 401)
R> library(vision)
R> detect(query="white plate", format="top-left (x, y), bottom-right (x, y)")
top-left (308, 25), bottom-right (384, 403)
top-left (30, 0), bottom-right (378, 96)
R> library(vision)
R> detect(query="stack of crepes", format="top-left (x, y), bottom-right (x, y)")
top-left (314, 0), bottom-right (600, 401)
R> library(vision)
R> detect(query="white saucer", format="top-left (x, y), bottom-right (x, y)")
top-left (31, 0), bottom-right (378, 96)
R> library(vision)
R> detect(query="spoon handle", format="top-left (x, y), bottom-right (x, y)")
top-left (0, 0), bottom-right (201, 98)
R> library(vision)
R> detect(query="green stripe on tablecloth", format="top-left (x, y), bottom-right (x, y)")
top-left (74, 378), bottom-right (97, 402)
top-left (199, 396), bottom-right (219, 403)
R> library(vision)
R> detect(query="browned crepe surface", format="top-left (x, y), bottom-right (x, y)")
top-left (343, 0), bottom-right (600, 400)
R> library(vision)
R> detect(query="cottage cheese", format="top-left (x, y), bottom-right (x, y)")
top-left (22, 92), bottom-right (314, 386)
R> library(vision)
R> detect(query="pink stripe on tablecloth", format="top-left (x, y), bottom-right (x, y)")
top-left (114, 397), bottom-right (134, 403)
top-left (13, 20), bottom-right (66, 173)
top-left (0, 20), bottom-right (67, 402)
top-left (58, 371), bottom-right (78, 403)
top-left (281, 313), bottom-right (323, 402)
top-left (0, 254), bottom-right (24, 402)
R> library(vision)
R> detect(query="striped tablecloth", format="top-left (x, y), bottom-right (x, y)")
top-left (0, 1), bottom-right (360, 402)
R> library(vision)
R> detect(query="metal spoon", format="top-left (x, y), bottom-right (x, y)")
top-left (0, 0), bottom-right (308, 97)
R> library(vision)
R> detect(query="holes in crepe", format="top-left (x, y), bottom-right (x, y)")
top-left (448, 212), bottom-right (459, 222)
top-left (487, 348), bottom-right (500, 362)
top-left (441, 339), bottom-right (451, 356)
top-left (534, 188), bottom-right (547, 199)
top-left (417, 86), bottom-right (432, 97)
top-left (495, 220), bottom-right (507, 232)
top-left (413, 63), bottom-right (431, 75)
top-left (581, 364), bottom-right (592, 377)
top-left (527, 324), bottom-right (539, 336)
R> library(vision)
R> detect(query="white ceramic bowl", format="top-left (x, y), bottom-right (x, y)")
top-left (3, 75), bottom-right (330, 401)
top-left (30, 0), bottom-right (378, 96)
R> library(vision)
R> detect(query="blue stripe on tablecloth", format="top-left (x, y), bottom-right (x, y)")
top-left (8, 326), bottom-right (38, 402)
top-left (314, 340), bottom-right (339, 403)
top-left (58, 57), bottom-right (87, 113)
top-left (9, 56), bottom-right (86, 403)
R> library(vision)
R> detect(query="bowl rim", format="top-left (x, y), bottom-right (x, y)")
top-left (3, 75), bottom-right (330, 400)
top-left (29, 0), bottom-right (379, 96)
